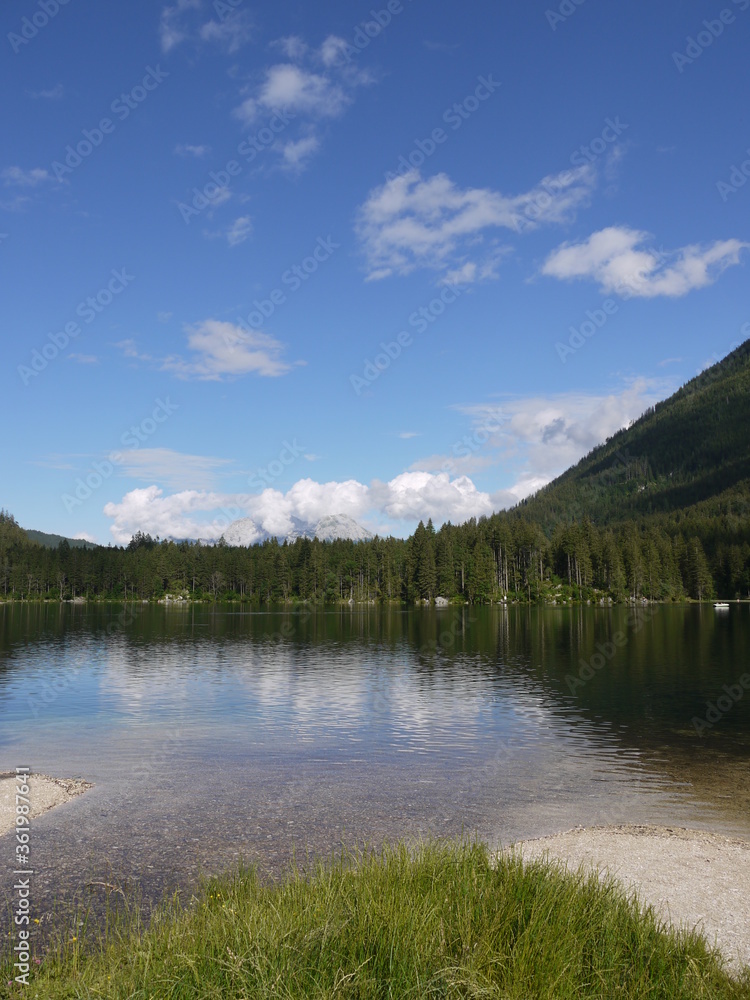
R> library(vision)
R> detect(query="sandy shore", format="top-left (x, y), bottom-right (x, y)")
top-left (509, 824), bottom-right (750, 973)
top-left (2, 782), bottom-right (748, 975)
top-left (0, 772), bottom-right (92, 837)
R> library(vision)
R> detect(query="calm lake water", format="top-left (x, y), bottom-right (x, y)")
top-left (1, 603), bottom-right (749, 919)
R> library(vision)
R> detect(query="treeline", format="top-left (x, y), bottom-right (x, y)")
top-left (1, 509), bottom-right (748, 604)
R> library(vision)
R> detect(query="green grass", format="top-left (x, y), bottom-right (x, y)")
top-left (3, 840), bottom-right (749, 999)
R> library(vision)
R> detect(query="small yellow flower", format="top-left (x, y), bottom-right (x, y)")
top-left (33, 919), bottom-right (40, 924)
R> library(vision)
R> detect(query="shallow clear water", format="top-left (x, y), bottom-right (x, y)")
top-left (1, 603), bottom-right (749, 917)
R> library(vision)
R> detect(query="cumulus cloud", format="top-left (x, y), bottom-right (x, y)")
top-left (169, 321), bottom-right (291, 379)
top-left (103, 470), bottom-right (513, 545)
top-left (456, 378), bottom-right (667, 492)
top-left (118, 320), bottom-right (295, 381)
top-left (281, 135), bottom-right (320, 169)
top-left (197, 185), bottom-right (232, 215)
top-left (225, 215), bottom-right (253, 246)
top-left (203, 213), bottom-right (253, 247)
top-left (253, 64), bottom-right (347, 119)
top-left (104, 486), bottom-right (236, 544)
top-left (541, 226), bottom-right (748, 298)
top-left (370, 472), bottom-right (498, 523)
top-left (101, 376), bottom-right (673, 545)
top-left (275, 35), bottom-right (308, 60)
top-left (233, 67), bottom-right (341, 125)
top-left (2, 166), bottom-right (53, 187)
top-left (319, 35), bottom-right (352, 66)
top-left (356, 167), bottom-right (595, 281)
top-left (199, 10), bottom-right (253, 52)
top-left (232, 36), bottom-right (371, 169)
top-left (159, 0), bottom-right (201, 52)
top-left (160, 0), bottom-right (251, 53)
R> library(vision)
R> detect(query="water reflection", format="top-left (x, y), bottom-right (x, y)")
top-left (0, 603), bottom-right (748, 922)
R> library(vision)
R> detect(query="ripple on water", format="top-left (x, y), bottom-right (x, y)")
top-left (1, 604), bottom-right (749, 923)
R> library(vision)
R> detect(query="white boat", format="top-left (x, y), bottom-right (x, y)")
top-left (714, 602), bottom-right (730, 610)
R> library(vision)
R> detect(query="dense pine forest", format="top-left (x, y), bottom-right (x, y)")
top-left (2, 341), bottom-right (749, 605)
top-left (0, 506), bottom-right (747, 605)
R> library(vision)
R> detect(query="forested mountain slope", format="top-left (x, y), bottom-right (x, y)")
top-left (513, 339), bottom-right (750, 532)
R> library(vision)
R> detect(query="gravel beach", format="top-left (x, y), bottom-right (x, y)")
top-left (2, 781), bottom-right (748, 975)
top-left (0, 772), bottom-right (92, 837)
top-left (510, 824), bottom-right (750, 974)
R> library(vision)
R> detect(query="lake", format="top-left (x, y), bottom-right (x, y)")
top-left (1, 602), bottom-right (749, 921)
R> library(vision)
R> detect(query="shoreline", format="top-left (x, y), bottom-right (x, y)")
top-left (0, 773), bottom-right (92, 838)
top-left (1, 782), bottom-right (748, 975)
top-left (508, 824), bottom-right (750, 973)
top-left (1, 597), bottom-right (748, 607)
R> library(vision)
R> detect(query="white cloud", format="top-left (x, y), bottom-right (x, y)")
top-left (199, 10), bottom-right (253, 52)
top-left (199, 185), bottom-right (232, 211)
top-left (159, 0), bottom-right (201, 52)
top-left (160, 0), bottom-right (251, 53)
top-left (174, 143), bottom-right (210, 158)
top-left (232, 36), bottom-right (371, 170)
top-left (0, 195), bottom-right (31, 212)
top-left (319, 35), bottom-right (350, 67)
top-left (118, 320), bottom-right (295, 381)
top-left (27, 84), bottom-right (64, 100)
top-left (103, 471), bottom-right (502, 545)
top-left (117, 448), bottom-right (231, 491)
top-left (440, 250), bottom-right (510, 286)
top-left (398, 431), bottom-right (421, 439)
top-left (542, 226), bottom-right (748, 298)
top-left (104, 486), bottom-right (235, 544)
top-left (225, 215), bottom-right (253, 246)
top-left (245, 64), bottom-right (348, 121)
top-left (169, 320), bottom-right (292, 379)
top-left (2, 166), bottom-right (53, 187)
top-left (274, 35), bottom-right (308, 60)
top-left (455, 378), bottom-right (667, 493)
top-left (74, 532), bottom-right (98, 543)
top-left (440, 261), bottom-right (478, 285)
top-left (103, 379), bottom-right (674, 545)
top-left (281, 135), bottom-right (320, 168)
top-left (356, 167), bottom-right (595, 281)
top-left (370, 472), bottom-right (498, 523)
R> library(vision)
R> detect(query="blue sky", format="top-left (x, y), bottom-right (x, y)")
top-left (2, 0), bottom-right (749, 544)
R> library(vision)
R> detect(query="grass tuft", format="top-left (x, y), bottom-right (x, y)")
top-left (2, 839), bottom-right (749, 999)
